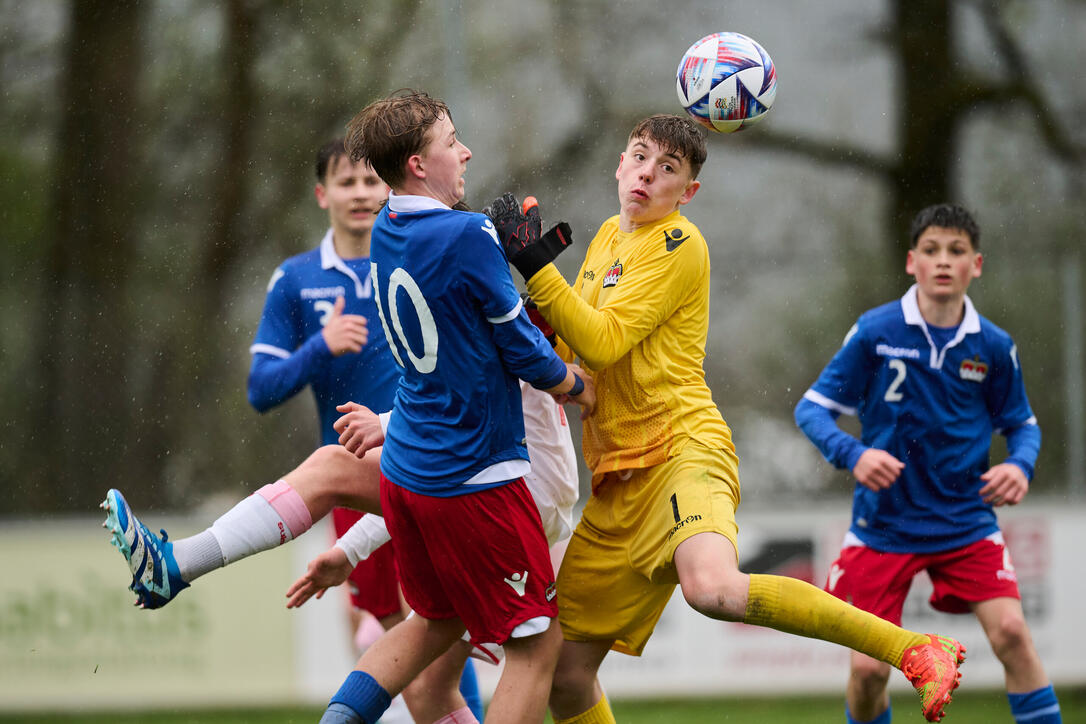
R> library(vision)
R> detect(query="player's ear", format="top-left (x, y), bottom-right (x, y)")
top-left (677, 179), bottom-right (700, 206)
top-left (407, 153), bottom-right (425, 180)
top-left (615, 152), bottom-right (626, 180)
top-left (315, 183), bottom-right (329, 209)
top-left (905, 249), bottom-right (916, 275)
top-left (972, 252), bottom-right (983, 278)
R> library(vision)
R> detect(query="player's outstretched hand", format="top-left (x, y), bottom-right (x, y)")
top-left (483, 192), bottom-right (572, 281)
top-left (852, 448), bottom-right (904, 491)
top-left (334, 402), bottom-right (385, 458)
top-left (321, 296), bottom-right (369, 355)
top-left (979, 462), bottom-right (1029, 506)
top-left (285, 546), bottom-right (353, 609)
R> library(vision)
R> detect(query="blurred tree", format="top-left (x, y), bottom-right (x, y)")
top-left (2, 0), bottom-right (1080, 512)
top-left (27, 0), bottom-right (148, 510)
top-left (739, 0), bottom-right (1081, 252)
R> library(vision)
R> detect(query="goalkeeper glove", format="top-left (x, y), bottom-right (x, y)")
top-left (483, 192), bottom-right (572, 280)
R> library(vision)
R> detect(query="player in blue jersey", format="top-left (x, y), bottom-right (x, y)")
top-left (248, 137), bottom-right (483, 723)
top-left (795, 204), bottom-right (1061, 724)
top-left (312, 90), bottom-right (595, 724)
top-left (248, 137), bottom-right (410, 650)
top-left (101, 138), bottom-right (485, 723)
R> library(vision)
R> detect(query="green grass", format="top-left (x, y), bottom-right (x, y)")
top-left (1, 688), bottom-right (1082, 723)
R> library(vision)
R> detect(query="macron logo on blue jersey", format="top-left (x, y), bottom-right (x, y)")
top-left (482, 218), bottom-right (501, 247)
top-left (876, 344), bottom-right (921, 360)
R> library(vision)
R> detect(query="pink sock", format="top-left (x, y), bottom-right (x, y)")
top-left (256, 479), bottom-right (313, 538)
top-left (434, 706), bottom-right (479, 724)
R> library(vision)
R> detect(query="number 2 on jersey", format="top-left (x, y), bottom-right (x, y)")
top-left (884, 358), bottom-right (907, 402)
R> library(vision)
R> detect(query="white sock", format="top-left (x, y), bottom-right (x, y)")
top-left (170, 530), bottom-right (224, 582)
top-left (173, 480), bottom-right (312, 581)
top-left (210, 490), bottom-right (298, 563)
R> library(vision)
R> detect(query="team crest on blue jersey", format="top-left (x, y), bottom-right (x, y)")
top-left (602, 260), bottom-right (623, 288)
top-left (959, 356), bottom-right (988, 382)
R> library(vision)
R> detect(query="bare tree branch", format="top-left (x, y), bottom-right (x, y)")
top-left (730, 130), bottom-right (897, 179)
top-left (969, 0), bottom-right (1083, 162)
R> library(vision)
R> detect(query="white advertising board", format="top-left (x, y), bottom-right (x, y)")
top-left (1, 504), bottom-right (1083, 712)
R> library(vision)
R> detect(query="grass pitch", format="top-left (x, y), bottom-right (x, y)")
top-left (1, 688), bottom-right (1082, 723)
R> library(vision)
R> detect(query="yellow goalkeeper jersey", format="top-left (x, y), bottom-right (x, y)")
top-left (526, 210), bottom-right (733, 486)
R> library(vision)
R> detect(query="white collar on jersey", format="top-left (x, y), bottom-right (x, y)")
top-left (387, 190), bottom-right (452, 213)
top-left (900, 283), bottom-right (980, 369)
top-left (318, 228), bottom-right (371, 299)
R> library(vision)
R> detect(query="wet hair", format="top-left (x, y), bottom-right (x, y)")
top-left (909, 204), bottom-right (981, 249)
top-left (628, 114), bottom-right (708, 179)
top-left (315, 138), bottom-right (349, 183)
top-left (345, 90), bottom-right (451, 189)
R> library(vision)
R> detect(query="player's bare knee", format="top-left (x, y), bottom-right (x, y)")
top-left (987, 610), bottom-right (1032, 659)
top-left (549, 661), bottom-right (594, 712)
top-left (299, 445), bottom-right (362, 500)
top-left (679, 570), bottom-right (745, 621)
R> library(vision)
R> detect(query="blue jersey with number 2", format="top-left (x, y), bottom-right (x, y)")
top-left (370, 193), bottom-right (568, 497)
top-left (797, 285), bottom-right (1039, 553)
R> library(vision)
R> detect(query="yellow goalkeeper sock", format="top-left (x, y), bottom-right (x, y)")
top-left (743, 573), bottom-right (927, 668)
top-left (554, 693), bottom-right (617, 724)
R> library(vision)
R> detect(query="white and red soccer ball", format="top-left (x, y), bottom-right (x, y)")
top-left (676, 32), bottom-right (777, 133)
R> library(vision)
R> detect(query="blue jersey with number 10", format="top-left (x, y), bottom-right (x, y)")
top-left (370, 193), bottom-right (568, 497)
top-left (798, 285), bottom-right (1039, 553)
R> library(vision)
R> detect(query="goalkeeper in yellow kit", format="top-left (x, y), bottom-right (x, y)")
top-left (484, 114), bottom-right (965, 723)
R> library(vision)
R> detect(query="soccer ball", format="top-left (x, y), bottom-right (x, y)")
top-left (675, 32), bottom-right (777, 133)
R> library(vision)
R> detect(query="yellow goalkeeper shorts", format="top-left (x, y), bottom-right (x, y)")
top-left (556, 441), bottom-right (740, 655)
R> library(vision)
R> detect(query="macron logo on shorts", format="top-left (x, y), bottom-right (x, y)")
top-left (827, 563), bottom-right (845, 592)
top-left (504, 571), bottom-right (528, 596)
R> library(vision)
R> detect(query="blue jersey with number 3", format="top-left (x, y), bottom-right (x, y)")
top-left (370, 193), bottom-right (568, 496)
top-left (249, 229), bottom-right (398, 446)
top-left (799, 285), bottom-right (1038, 553)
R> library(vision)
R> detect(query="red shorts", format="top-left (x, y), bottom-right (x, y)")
top-left (824, 533), bottom-right (1021, 623)
top-left (331, 508), bottom-right (401, 619)
top-left (379, 475), bottom-right (557, 645)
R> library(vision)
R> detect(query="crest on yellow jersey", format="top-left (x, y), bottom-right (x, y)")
top-left (602, 260), bottom-right (623, 288)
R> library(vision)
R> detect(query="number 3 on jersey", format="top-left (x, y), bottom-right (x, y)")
top-left (884, 358), bottom-right (906, 402)
top-left (371, 264), bottom-right (439, 374)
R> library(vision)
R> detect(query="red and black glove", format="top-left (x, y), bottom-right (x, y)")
top-left (521, 292), bottom-right (556, 346)
top-left (483, 192), bottom-right (572, 281)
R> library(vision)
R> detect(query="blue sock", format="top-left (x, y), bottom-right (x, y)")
top-left (324, 671), bottom-right (391, 724)
top-left (846, 703), bottom-right (891, 724)
top-left (1009, 684), bottom-right (1061, 723)
top-left (459, 658), bottom-right (484, 721)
